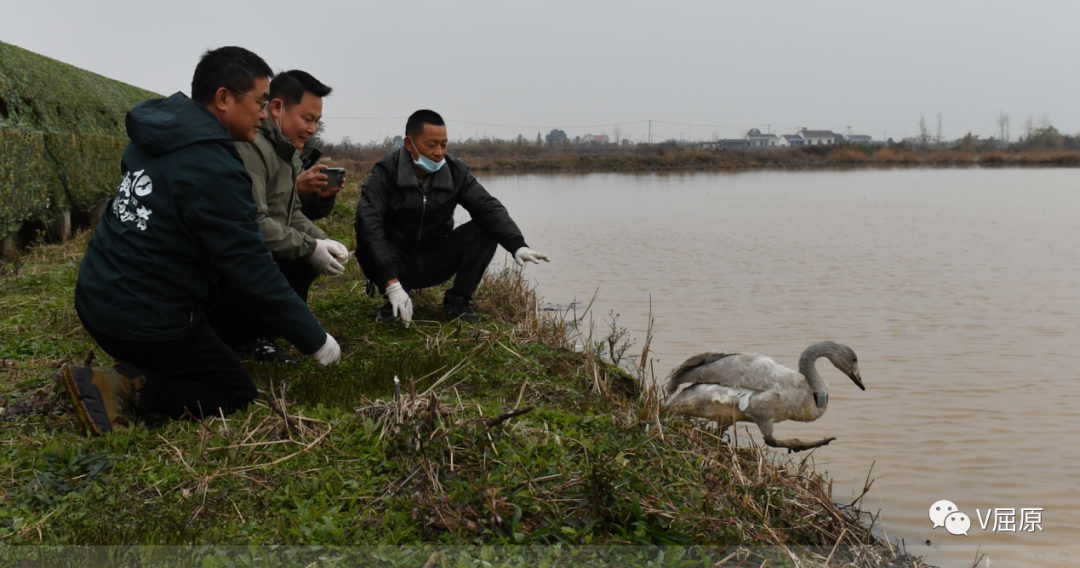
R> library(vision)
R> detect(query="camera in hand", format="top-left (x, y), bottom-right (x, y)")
top-left (323, 167), bottom-right (345, 189)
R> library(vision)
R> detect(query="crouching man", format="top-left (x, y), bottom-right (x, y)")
top-left (354, 110), bottom-right (548, 324)
top-left (63, 47), bottom-right (340, 436)
top-left (206, 69), bottom-right (348, 362)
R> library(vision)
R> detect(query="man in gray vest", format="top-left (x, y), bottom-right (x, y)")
top-left (206, 70), bottom-right (348, 362)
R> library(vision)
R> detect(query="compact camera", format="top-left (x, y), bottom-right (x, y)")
top-left (323, 167), bottom-right (345, 189)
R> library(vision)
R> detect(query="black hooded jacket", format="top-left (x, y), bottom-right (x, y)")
top-left (75, 93), bottom-right (326, 354)
top-left (354, 147), bottom-right (527, 285)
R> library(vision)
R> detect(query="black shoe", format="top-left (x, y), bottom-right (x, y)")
top-left (376, 302), bottom-right (395, 323)
top-left (443, 300), bottom-right (480, 323)
top-left (236, 338), bottom-right (298, 364)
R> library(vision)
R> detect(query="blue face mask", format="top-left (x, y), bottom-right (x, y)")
top-left (408, 137), bottom-right (446, 174)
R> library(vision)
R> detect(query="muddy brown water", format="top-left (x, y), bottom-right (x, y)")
top-left (471, 168), bottom-right (1080, 566)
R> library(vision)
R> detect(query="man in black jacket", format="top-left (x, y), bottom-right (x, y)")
top-left (62, 47), bottom-right (341, 436)
top-left (355, 110), bottom-right (549, 324)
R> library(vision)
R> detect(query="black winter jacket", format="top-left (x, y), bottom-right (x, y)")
top-left (354, 147), bottom-right (527, 285)
top-left (75, 93), bottom-right (327, 354)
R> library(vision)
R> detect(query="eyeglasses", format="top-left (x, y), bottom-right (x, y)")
top-left (227, 87), bottom-right (271, 112)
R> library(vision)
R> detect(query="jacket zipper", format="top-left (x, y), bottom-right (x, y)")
top-left (413, 193), bottom-right (427, 253)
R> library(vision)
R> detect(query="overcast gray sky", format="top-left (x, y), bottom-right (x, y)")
top-left (3, 0), bottom-right (1076, 144)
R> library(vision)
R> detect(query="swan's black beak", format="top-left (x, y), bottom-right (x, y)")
top-left (848, 369), bottom-right (866, 391)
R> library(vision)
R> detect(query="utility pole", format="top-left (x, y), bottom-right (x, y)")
top-left (648, 120), bottom-right (652, 144)
top-left (767, 123), bottom-right (771, 134)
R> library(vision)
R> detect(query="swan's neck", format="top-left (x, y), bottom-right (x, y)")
top-left (798, 342), bottom-right (833, 394)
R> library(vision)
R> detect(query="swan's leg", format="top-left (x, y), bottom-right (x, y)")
top-left (756, 420), bottom-right (836, 453)
top-left (714, 418), bottom-right (732, 450)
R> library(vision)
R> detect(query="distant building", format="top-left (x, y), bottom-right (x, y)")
top-left (779, 134), bottom-right (805, 147)
top-left (746, 128), bottom-right (780, 147)
top-left (846, 134), bottom-right (873, 144)
top-left (580, 134), bottom-right (609, 144)
top-left (701, 139), bottom-right (751, 150)
top-left (799, 129), bottom-right (838, 146)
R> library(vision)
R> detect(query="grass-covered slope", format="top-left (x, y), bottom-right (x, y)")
top-left (0, 182), bottom-right (922, 567)
top-left (0, 41), bottom-right (159, 236)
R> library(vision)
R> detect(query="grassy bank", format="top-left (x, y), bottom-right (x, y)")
top-left (0, 183), bottom-right (925, 566)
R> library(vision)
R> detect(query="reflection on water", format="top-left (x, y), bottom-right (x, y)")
top-left (474, 168), bottom-right (1080, 566)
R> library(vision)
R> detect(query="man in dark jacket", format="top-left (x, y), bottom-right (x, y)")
top-left (355, 109), bottom-right (549, 324)
top-left (62, 47), bottom-right (341, 436)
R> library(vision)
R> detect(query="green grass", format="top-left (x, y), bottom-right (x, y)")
top-left (0, 198), bottom-right (923, 567)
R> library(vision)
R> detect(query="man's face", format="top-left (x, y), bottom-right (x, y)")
top-left (271, 91), bottom-right (323, 150)
top-left (219, 77), bottom-right (269, 142)
top-left (407, 123), bottom-right (449, 163)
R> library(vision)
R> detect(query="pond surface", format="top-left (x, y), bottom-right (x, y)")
top-left (475, 168), bottom-right (1080, 566)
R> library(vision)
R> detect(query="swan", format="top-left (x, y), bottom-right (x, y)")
top-left (663, 341), bottom-right (865, 452)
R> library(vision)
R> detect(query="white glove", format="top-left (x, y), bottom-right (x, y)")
top-left (513, 247), bottom-right (550, 266)
top-left (307, 239), bottom-right (346, 276)
top-left (312, 333), bottom-right (340, 366)
top-left (386, 282), bottom-right (413, 328)
top-left (326, 240), bottom-right (350, 263)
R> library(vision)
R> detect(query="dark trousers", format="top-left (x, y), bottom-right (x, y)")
top-left (204, 256), bottom-right (320, 348)
top-left (357, 221), bottom-right (498, 304)
top-left (78, 311), bottom-right (257, 420)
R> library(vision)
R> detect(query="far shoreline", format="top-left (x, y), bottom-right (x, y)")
top-left (326, 146), bottom-right (1080, 179)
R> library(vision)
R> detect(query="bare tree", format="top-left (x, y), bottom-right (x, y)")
top-left (935, 112), bottom-right (943, 145)
top-left (612, 124), bottom-right (622, 145)
top-left (1038, 113), bottom-right (1051, 130)
top-left (1024, 115), bottom-right (1035, 140)
top-left (918, 114), bottom-right (931, 146)
top-left (997, 112), bottom-right (1010, 145)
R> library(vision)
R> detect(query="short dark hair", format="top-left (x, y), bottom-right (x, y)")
top-left (406, 109), bottom-right (445, 138)
top-left (190, 46), bottom-right (273, 105)
top-left (270, 70), bottom-right (333, 108)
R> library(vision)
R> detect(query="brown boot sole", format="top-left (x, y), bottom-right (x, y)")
top-left (57, 366), bottom-right (103, 436)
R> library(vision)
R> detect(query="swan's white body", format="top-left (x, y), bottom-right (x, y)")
top-left (663, 342), bottom-right (864, 451)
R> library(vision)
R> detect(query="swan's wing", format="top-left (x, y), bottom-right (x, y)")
top-left (666, 352), bottom-right (801, 395)
top-left (664, 351), bottom-right (736, 395)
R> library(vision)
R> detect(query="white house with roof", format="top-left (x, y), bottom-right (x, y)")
top-left (580, 134), bottom-right (609, 144)
top-left (798, 129), bottom-right (838, 146)
top-left (746, 128), bottom-right (780, 147)
top-left (779, 134), bottom-right (804, 147)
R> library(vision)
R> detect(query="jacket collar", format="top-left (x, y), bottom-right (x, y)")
top-left (396, 146), bottom-right (453, 191)
top-left (259, 117), bottom-right (299, 164)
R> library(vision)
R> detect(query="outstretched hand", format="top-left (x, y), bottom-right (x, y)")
top-left (513, 247), bottom-right (550, 266)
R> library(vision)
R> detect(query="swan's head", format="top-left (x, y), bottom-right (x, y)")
top-left (824, 343), bottom-right (865, 391)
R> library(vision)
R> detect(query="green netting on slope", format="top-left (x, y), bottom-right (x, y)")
top-left (0, 129), bottom-right (63, 236)
top-left (0, 41), bottom-right (159, 235)
top-left (43, 132), bottom-right (128, 211)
